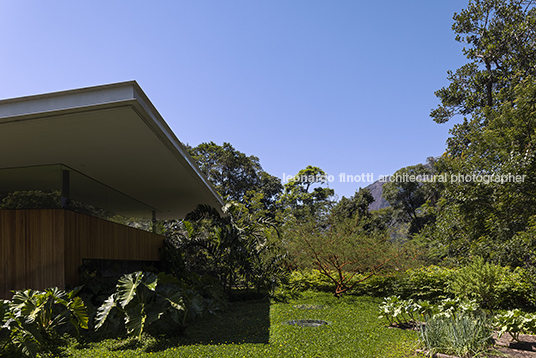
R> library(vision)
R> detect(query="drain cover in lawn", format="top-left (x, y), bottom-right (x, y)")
top-left (284, 319), bottom-right (329, 327)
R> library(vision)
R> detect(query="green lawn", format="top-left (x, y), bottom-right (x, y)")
top-left (57, 292), bottom-right (422, 358)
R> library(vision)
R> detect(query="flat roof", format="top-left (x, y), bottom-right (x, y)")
top-left (0, 81), bottom-right (223, 219)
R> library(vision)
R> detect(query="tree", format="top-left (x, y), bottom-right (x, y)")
top-left (431, 0), bottom-right (536, 124)
top-left (382, 162), bottom-right (440, 235)
top-left (426, 0), bottom-right (536, 266)
top-left (428, 78), bottom-right (536, 265)
top-left (277, 165), bottom-right (334, 221)
top-left (187, 142), bottom-right (283, 214)
top-left (330, 188), bottom-right (374, 222)
top-left (285, 214), bottom-right (416, 297)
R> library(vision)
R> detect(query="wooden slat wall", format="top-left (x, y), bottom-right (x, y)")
top-left (63, 210), bottom-right (163, 287)
top-left (0, 209), bottom-right (65, 299)
top-left (0, 209), bottom-right (164, 299)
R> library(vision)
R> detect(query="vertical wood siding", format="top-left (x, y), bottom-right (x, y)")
top-left (0, 209), bottom-right (65, 299)
top-left (63, 210), bottom-right (163, 287)
top-left (0, 209), bottom-right (163, 299)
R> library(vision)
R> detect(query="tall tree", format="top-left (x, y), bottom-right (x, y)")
top-left (187, 142), bottom-right (282, 214)
top-left (430, 78), bottom-right (536, 266)
top-left (426, 0), bottom-right (536, 266)
top-left (278, 165), bottom-right (334, 221)
top-left (431, 0), bottom-right (536, 124)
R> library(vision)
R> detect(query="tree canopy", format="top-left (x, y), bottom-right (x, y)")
top-left (431, 0), bottom-right (536, 124)
top-left (277, 165), bottom-right (335, 221)
top-left (187, 142), bottom-right (282, 214)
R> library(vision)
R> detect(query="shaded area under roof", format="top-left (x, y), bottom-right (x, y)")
top-left (0, 81), bottom-right (223, 219)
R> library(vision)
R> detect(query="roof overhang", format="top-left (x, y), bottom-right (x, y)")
top-left (0, 81), bottom-right (223, 219)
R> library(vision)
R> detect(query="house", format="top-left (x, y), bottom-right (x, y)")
top-left (0, 81), bottom-right (223, 298)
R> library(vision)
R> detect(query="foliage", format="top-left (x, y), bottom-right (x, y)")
top-left (187, 142), bottom-right (282, 214)
top-left (431, 0), bottom-right (536, 123)
top-left (282, 269), bottom-right (347, 295)
top-left (0, 287), bottom-right (88, 358)
top-left (329, 188), bottom-right (374, 222)
top-left (382, 161), bottom-right (441, 236)
top-left (277, 165), bottom-right (334, 221)
top-left (396, 265), bottom-right (455, 302)
top-left (0, 190), bottom-right (61, 209)
top-left (378, 296), bottom-right (424, 327)
top-left (163, 203), bottom-right (286, 298)
top-left (448, 256), bottom-right (535, 310)
top-left (418, 311), bottom-right (494, 358)
top-left (94, 271), bottom-right (213, 341)
top-left (378, 296), bottom-right (480, 328)
top-left (494, 309), bottom-right (536, 341)
top-left (285, 214), bottom-right (418, 297)
top-left (427, 1), bottom-right (536, 268)
top-left (283, 262), bottom-right (535, 312)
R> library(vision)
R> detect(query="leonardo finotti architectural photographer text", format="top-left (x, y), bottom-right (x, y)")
top-left (282, 173), bottom-right (526, 184)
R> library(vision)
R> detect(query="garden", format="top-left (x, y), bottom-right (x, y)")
top-left (5, 0), bottom-right (536, 356)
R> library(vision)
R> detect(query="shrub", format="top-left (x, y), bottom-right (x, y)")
top-left (397, 265), bottom-right (455, 301)
top-left (449, 257), bottom-right (535, 310)
top-left (285, 269), bottom-right (334, 293)
top-left (351, 274), bottom-right (400, 297)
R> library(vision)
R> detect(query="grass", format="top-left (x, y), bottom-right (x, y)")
top-left (41, 292), bottom-right (423, 358)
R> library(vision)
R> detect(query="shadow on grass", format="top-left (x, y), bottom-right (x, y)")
top-left (144, 298), bottom-right (271, 352)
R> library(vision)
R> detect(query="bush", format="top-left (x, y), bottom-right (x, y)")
top-left (351, 265), bottom-right (454, 301)
top-left (284, 269), bottom-right (334, 293)
top-left (351, 274), bottom-right (400, 297)
top-left (449, 257), bottom-right (535, 310)
top-left (397, 265), bottom-right (455, 301)
top-left (283, 260), bottom-right (536, 312)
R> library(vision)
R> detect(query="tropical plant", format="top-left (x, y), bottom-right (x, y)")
top-left (378, 296), bottom-right (423, 327)
top-left (0, 287), bottom-right (88, 357)
top-left (164, 202), bottom-right (286, 298)
top-left (434, 297), bottom-right (480, 320)
top-left (379, 296), bottom-right (480, 329)
top-left (94, 271), bottom-right (217, 340)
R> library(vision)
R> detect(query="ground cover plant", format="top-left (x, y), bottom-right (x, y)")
top-left (37, 292), bottom-right (421, 358)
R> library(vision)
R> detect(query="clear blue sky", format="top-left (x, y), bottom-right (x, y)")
top-left (0, 1), bottom-right (470, 200)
